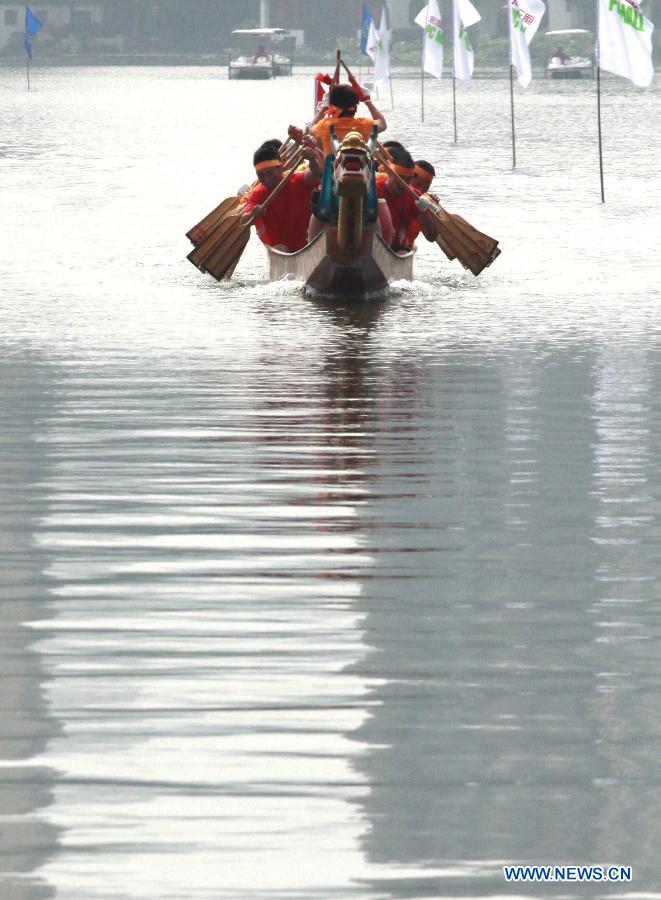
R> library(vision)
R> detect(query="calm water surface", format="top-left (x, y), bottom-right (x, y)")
top-left (1, 66), bottom-right (661, 898)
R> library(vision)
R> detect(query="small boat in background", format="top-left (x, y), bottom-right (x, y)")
top-left (228, 28), bottom-right (293, 80)
top-left (544, 29), bottom-right (594, 79)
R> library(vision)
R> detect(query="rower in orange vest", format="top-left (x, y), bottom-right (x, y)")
top-left (310, 83), bottom-right (387, 158)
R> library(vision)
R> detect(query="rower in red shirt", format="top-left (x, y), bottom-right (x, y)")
top-left (375, 147), bottom-right (438, 253)
top-left (410, 159), bottom-right (436, 196)
top-left (241, 139), bottom-right (322, 252)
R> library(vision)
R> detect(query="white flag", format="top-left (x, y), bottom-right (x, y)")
top-left (453, 0), bottom-right (481, 81)
top-left (366, 19), bottom-right (378, 61)
top-left (415, 0), bottom-right (445, 79)
top-left (508, 0), bottom-right (546, 87)
top-left (598, 0), bottom-right (654, 87)
top-left (368, 9), bottom-right (391, 87)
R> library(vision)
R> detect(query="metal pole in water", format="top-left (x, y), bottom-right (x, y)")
top-left (420, 50), bottom-right (425, 121)
top-left (597, 65), bottom-right (605, 203)
top-left (452, 0), bottom-right (458, 142)
top-left (595, 0), bottom-right (605, 203)
top-left (510, 65), bottom-right (516, 168)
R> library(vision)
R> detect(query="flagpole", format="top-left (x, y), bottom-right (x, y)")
top-left (452, 0), bottom-right (457, 141)
top-left (596, 65), bottom-right (605, 203)
top-left (595, 0), bottom-right (605, 202)
top-left (389, 73), bottom-right (394, 109)
top-left (25, 20), bottom-right (31, 91)
top-left (420, 9), bottom-right (426, 122)
top-left (420, 54), bottom-right (425, 121)
top-left (509, 65), bottom-right (516, 168)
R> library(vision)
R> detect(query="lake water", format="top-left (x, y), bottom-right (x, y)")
top-left (1, 65), bottom-right (661, 899)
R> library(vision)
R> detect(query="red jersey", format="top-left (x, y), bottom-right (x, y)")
top-left (242, 171), bottom-right (318, 252)
top-left (376, 173), bottom-right (422, 251)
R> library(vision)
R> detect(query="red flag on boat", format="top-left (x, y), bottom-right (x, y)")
top-left (313, 72), bottom-right (333, 116)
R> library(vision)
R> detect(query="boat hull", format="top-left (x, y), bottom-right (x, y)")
top-left (546, 58), bottom-right (593, 79)
top-left (549, 67), bottom-right (590, 78)
top-left (228, 64), bottom-right (273, 80)
top-left (266, 228), bottom-right (414, 302)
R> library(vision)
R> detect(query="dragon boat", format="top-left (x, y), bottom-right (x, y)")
top-left (186, 119), bottom-right (499, 300)
top-left (267, 128), bottom-right (413, 302)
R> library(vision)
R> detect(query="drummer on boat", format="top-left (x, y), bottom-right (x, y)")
top-left (240, 138), bottom-right (322, 253)
top-left (309, 83), bottom-right (387, 157)
top-left (299, 83), bottom-right (391, 244)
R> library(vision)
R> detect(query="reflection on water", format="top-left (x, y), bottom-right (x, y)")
top-left (0, 355), bottom-right (60, 900)
top-left (20, 319), bottom-right (383, 897)
top-left (1, 67), bottom-right (661, 898)
top-left (351, 343), bottom-right (661, 895)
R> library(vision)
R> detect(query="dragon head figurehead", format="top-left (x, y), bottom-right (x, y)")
top-left (334, 130), bottom-right (372, 198)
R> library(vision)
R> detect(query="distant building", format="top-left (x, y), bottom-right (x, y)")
top-left (0, 1), bottom-right (105, 53)
top-left (0, 0), bottom-right (600, 57)
top-left (1, 0), bottom-right (367, 55)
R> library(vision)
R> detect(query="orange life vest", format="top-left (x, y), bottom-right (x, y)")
top-left (312, 116), bottom-right (376, 158)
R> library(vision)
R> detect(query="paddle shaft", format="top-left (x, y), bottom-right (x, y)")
top-left (339, 57), bottom-right (371, 104)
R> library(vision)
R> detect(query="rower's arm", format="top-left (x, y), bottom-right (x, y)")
top-left (418, 209), bottom-right (438, 242)
top-left (413, 194), bottom-right (440, 242)
top-left (364, 99), bottom-right (387, 133)
top-left (241, 205), bottom-right (265, 225)
top-left (300, 136), bottom-right (323, 184)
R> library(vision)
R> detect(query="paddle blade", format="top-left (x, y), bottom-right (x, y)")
top-left (450, 214), bottom-right (499, 259)
top-left (220, 231), bottom-right (251, 280)
top-left (187, 212), bottom-right (244, 271)
top-left (435, 233), bottom-right (456, 261)
top-left (186, 196), bottom-right (241, 246)
top-left (203, 224), bottom-right (251, 281)
top-left (436, 211), bottom-right (500, 277)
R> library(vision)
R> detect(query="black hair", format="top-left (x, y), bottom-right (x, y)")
top-left (261, 138), bottom-right (283, 151)
top-left (382, 140), bottom-right (405, 150)
top-left (329, 84), bottom-right (359, 110)
top-left (253, 144), bottom-right (280, 166)
top-left (388, 146), bottom-right (415, 169)
top-left (414, 159), bottom-right (435, 177)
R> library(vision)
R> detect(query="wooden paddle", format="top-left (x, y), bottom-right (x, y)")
top-left (199, 214), bottom-right (253, 280)
top-left (375, 148), bottom-right (500, 277)
top-left (187, 209), bottom-right (246, 272)
top-left (435, 232), bottom-right (457, 262)
top-left (186, 196), bottom-right (241, 247)
top-left (197, 147), bottom-right (305, 282)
